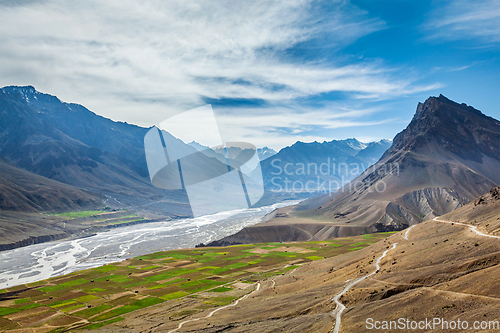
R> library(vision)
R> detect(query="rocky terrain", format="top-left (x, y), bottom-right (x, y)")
top-left (440, 185), bottom-right (500, 236)
top-left (212, 95), bottom-right (500, 245)
top-left (297, 95), bottom-right (500, 230)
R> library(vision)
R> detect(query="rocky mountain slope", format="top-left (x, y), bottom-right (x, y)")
top-left (441, 185), bottom-right (500, 235)
top-left (294, 95), bottom-right (500, 230)
top-left (0, 150), bottom-right (107, 249)
top-left (0, 153), bottom-right (102, 212)
top-left (0, 86), bottom-right (191, 216)
top-left (211, 95), bottom-right (500, 244)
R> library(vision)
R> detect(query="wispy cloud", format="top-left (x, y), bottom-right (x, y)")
top-left (0, 0), bottom-right (438, 147)
top-left (425, 0), bottom-right (500, 45)
top-left (215, 104), bottom-right (396, 149)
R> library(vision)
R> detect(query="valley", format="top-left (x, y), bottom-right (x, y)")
top-left (0, 92), bottom-right (499, 332)
top-left (93, 186), bottom-right (500, 333)
top-left (2, 187), bottom-right (499, 333)
top-left (0, 201), bottom-right (298, 290)
top-left (0, 86), bottom-right (391, 251)
top-left (0, 232), bottom-right (393, 332)
top-left (2, 1), bottom-right (500, 331)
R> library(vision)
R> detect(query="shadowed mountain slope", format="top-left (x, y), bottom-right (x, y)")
top-left (0, 153), bottom-right (102, 212)
top-left (0, 86), bottom-right (193, 215)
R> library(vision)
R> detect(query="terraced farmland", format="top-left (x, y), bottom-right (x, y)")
top-left (0, 232), bottom-right (395, 332)
top-left (50, 210), bottom-right (151, 229)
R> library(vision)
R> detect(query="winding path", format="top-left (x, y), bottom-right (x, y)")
top-left (433, 217), bottom-right (500, 239)
top-left (331, 242), bottom-right (398, 333)
top-left (403, 225), bottom-right (416, 240)
top-left (330, 217), bottom-right (500, 333)
top-left (166, 282), bottom-right (261, 333)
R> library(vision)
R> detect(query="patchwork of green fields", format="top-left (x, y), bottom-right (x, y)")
top-left (49, 210), bottom-right (147, 229)
top-left (51, 210), bottom-right (108, 218)
top-left (0, 232), bottom-right (395, 332)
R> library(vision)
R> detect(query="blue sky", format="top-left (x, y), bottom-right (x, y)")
top-left (0, 0), bottom-right (498, 150)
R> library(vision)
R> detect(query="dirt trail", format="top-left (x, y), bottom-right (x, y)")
top-left (403, 225), bottom-right (416, 240)
top-left (331, 243), bottom-right (398, 333)
top-left (165, 283), bottom-right (261, 333)
top-left (433, 217), bottom-right (500, 239)
top-left (331, 217), bottom-right (499, 333)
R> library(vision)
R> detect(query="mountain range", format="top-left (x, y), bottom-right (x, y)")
top-left (0, 86), bottom-right (390, 215)
top-left (188, 138), bottom-right (391, 205)
top-left (0, 85), bottom-right (392, 249)
top-left (296, 95), bottom-right (500, 232)
top-left (208, 95), bottom-right (500, 245)
top-left (259, 138), bottom-right (391, 193)
top-left (188, 142), bottom-right (277, 161)
top-left (0, 86), bottom-right (192, 216)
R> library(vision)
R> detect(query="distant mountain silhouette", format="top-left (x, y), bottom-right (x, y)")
top-left (259, 138), bottom-right (391, 193)
top-left (257, 147), bottom-right (277, 160)
top-left (189, 142), bottom-right (276, 161)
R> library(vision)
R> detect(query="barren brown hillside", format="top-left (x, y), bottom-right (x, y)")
top-left (441, 186), bottom-right (500, 236)
top-left (210, 95), bottom-right (500, 246)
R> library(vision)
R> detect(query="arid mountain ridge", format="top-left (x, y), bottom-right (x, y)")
top-left (209, 95), bottom-right (500, 245)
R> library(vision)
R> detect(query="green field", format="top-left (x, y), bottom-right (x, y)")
top-left (0, 232), bottom-right (395, 331)
top-left (48, 209), bottom-right (148, 230)
top-left (51, 210), bottom-right (108, 218)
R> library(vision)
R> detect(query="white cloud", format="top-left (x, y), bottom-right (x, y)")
top-left (425, 0), bottom-right (500, 44)
top-left (214, 104), bottom-right (396, 149)
top-left (0, 0), bottom-right (437, 147)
